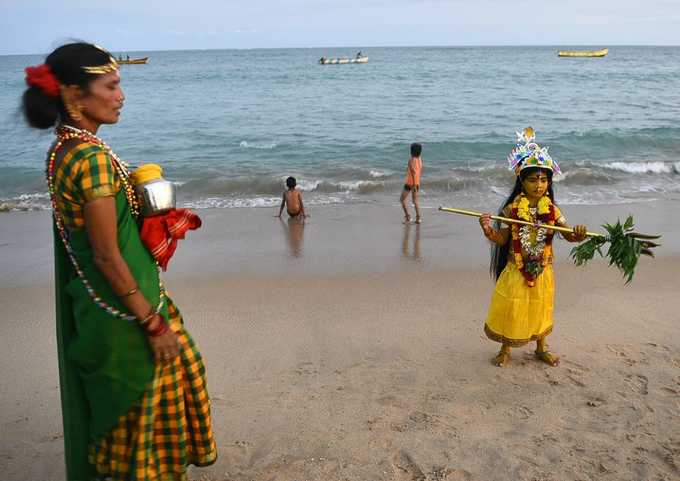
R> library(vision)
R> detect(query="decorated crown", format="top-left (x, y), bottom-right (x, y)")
top-left (507, 127), bottom-right (561, 175)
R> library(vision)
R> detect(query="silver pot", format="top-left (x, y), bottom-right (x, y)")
top-left (135, 178), bottom-right (176, 216)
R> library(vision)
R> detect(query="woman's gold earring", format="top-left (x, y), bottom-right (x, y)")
top-left (60, 85), bottom-right (83, 122)
top-left (65, 101), bottom-right (83, 121)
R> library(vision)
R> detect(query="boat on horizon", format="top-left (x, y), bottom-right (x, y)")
top-left (319, 56), bottom-right (368, 65)
top-left (117, 56), bottom-right (149, 65)
top-left (557, 48), bottom-right (608, 58)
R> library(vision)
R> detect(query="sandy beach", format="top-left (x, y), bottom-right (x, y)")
top-left (1, 200), bottom-right (679, 481)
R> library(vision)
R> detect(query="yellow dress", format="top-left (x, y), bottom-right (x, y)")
top-left (484, 206), bottom-right (564, 347)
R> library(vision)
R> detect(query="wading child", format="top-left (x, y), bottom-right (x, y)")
top-left (400, 143), bottom-right (423, 224)
top-left (277, 176), bottom-right (306, 219)
top-left (479, 128), bottom-right (587, 367)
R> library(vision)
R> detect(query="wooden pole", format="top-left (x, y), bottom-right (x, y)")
top-left (438, 206), bottom-right (605, 238)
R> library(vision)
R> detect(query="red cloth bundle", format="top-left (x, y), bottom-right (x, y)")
top-left (139, 209), bottom-right (202, 271)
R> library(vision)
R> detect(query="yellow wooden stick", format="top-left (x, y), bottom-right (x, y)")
top-left (438, 206), bottom-right (605, 238)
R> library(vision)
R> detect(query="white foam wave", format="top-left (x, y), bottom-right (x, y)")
top-left (369, 170), bottom-right (388, 178)
top-left (181, 194), bottom-right (348, 209)
top-left (182, 196), bottom-right (281, 209)
top-left (296, 179), bottom-right (322, 191)
top-left (239, 140), bottom-right (277, 150)
top-left (603, 161), bottom-right (676, 174)
top-left (17, 192), bottom-right (50, 200)
top-left (0, 192), bottom-right (51, 211)
top-left (338, 180), bottom-right (382, 191)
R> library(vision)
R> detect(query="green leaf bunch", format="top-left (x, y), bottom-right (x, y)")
top-left (569, 215), bottom-right (643, 284)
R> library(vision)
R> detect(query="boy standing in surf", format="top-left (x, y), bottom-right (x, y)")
top-left (400, 143), bottom-right (423, 224)
top-left (277, 176), bottom-right (307, 219)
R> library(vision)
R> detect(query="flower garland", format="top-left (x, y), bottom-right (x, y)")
top-left (510, 194), bottom-right (556, 287)
top-left (47, 125), bottom-right (165, 322)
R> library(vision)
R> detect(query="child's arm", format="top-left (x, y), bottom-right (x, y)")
top-left (554, 208), bottom-right (587, 242)
top-left (479, 213), bottom-right (510, 245)
top-left (298, 191), bottom-right (306, 218)
top-left (277, 193), bottom-right (286, 217)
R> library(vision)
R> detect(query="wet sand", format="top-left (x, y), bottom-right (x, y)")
top-left (1, 200), bottom-right (678, 480)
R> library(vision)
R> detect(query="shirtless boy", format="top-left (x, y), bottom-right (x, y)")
top-left (277, 176), bottom-right (306, 219)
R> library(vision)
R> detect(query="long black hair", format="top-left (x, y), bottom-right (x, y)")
top-left (22, 42), bottom-right (113, 129)
top-left (490, 166), bottom-right (555, 280)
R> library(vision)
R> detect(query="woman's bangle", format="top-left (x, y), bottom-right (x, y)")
top-left (146, 317), bottom-right (169, 337)
top-left (139, 307), bottom-right (156, 326)
top-left (118, 286), bottom-right (139, 298)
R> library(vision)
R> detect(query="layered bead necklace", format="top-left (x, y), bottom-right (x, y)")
top-left (46, 124), bottom-right (165, 322)
top-left (518, 207), bottom-right (548, 258)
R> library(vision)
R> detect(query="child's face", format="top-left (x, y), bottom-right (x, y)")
top-left (521, 171), bottom-right (550, 201)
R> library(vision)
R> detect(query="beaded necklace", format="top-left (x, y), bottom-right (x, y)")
top-left (509, 194), bottom-right (556, 287)
top-left (47, 124), bottom-right (165, 322)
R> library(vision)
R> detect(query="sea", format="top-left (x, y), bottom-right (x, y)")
top-left (1, 46), bottom-right (679, 211)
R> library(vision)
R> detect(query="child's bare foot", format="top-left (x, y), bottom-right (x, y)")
top-left (415, 216), bottom-right (421, 224)
top-left (493, 350), bottom-right (510, 367)
top-left (535, 350), bottom-right (560, 367)
top-left (403, 215), bottom-right (412, 224)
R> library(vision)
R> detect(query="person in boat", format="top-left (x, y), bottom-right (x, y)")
top-left (319, 56), bottom-right (326, 64)
top-left (21, 42), bottom-right (217, 480)
top-left (356, 51), bottom-right (363, 59)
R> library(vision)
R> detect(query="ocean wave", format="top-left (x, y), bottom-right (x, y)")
top-left (0, 192), bottom-right (51, 211)
top-left (181, 194), bottom-right (348, 209)
top-left (602, 161), bottom-right (680, 174)
top-left (337, 180), bottom-right (385, 194)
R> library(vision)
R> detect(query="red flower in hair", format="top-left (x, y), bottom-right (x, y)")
top-left (25, 64), bottom-right (60, 97)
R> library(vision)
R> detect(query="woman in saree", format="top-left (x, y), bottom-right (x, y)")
top-left (22, 43), bottom-right (217, 480)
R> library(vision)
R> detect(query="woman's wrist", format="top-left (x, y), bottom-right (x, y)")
top-left (145, 314), bottom-right (169, 337)
top-left (138, 306), bottom-right (156, 326)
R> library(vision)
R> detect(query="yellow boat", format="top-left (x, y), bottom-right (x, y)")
top-left (117, 57), bottom-right (149, 65)
top-left (557, 48), bottom-right (608, 58)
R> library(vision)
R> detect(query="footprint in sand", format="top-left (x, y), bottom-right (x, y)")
top-left (624, 374), bottom-right (649, 395)
top-left (391, 450), bottom-right (426, 481)
top-left (429, 467), bottom-right (474, 481)
top-left (563, 359), bottom-right (591, 372)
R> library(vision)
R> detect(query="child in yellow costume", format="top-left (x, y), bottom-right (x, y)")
top-left (479, 128), bottom-right (587, 367)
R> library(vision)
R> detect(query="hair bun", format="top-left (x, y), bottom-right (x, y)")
top-left (22, 86), bottom-right (60, 129)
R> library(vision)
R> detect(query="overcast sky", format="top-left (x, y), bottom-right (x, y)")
top-left (1, 0), bottom-right (679, 55)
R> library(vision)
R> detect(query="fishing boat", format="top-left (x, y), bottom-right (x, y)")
top-left (117, 57), bottom-right (149, 65)
top-left (557, 48), bottom-right (608, 58)
top-left (319, 56), bottom-right (368, 65)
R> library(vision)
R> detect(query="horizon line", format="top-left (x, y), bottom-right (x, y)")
top-left (2, 43), bottom-right (679, 57)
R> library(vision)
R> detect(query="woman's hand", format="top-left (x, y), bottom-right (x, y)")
top-left (146, 315), bottom-right (180, 362)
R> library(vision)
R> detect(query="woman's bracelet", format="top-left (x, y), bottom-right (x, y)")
top-left (146, 317), bottom-right (169, 337)
top-left (117, 286), bottom-right (139, 298)
top-left (139, 307), bottom-right (156, 326)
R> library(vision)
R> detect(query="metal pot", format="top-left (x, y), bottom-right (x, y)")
top-left (135, 178), bottom-right (176, 216)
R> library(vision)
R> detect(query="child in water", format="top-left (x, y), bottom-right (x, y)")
top-left (400, 142), bottom-right (423, 224)
top-left (479, 128), bottom-right (587, 367)
top-left (277, 176), bottom-right (306, 219)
